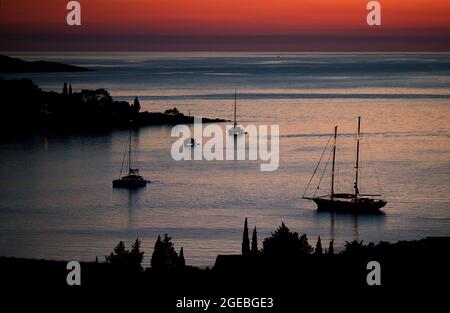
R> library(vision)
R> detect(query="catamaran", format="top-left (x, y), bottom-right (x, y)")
top-left (303, 117), bottom-right (386, 212)
top-left (113, 122), bottom-right (150, 188)
top-left (228, 89), bottom-right (245, 136)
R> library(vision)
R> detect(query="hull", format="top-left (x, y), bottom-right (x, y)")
top-left (112, 178), bottom-right (149, 188)
top-left (313, 197), bottom-right (386, 213)
top-left (228, 126), bottom-right (244, 136)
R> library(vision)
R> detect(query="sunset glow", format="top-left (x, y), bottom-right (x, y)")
top-left (1, 0), bottom-right (449, 50)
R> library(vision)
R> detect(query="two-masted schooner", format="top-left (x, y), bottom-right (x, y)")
top-left (113, 122), bottom-right (150, 188)
top-left (303, 117), bottom-right (387, 212)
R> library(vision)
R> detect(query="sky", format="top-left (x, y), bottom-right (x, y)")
top-left (0, 0), bottom-right (449, 51)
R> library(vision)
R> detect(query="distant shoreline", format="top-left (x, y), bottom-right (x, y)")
top-left (0, 54), bottom-right (92, 73)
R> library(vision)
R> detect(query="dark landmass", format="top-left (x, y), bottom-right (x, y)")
top-left (1, 221), bottom-right (448, 310)
top-left (0, 55), bottom-right (91, 73)
top-left (0, 79), bottom-right (228, 136)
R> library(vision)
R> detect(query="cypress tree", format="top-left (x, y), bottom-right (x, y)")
top-left (251, 226), bottom-right (258, 255)
top-left (328, 239), bottom-right (334, 255)
top-left (178, 247), bottom-right (186, 268)
top-left (315, 236), bottom-right (323, 255)
top-left (133, 96), bottom-right (141, 113)
top-left (242, 218), bottom-right (250, 256)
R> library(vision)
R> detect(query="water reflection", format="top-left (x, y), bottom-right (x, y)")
top-left (113, 188), bottom-right (145, 228)
top-left (315, 210), bottom-right (386, 243)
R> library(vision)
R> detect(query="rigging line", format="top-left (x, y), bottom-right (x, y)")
top-left (302, 131), bottom-right (334, 197)
top-left (358, 140), bottom-right (363, 195)
top-left (131, 137), bottom-right (138, 169)
top-left (313, 146), bottom-right (333, 198)
top-left (119, 138), bottom-right (129, 179)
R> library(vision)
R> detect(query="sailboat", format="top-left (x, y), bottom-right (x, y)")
top-left (303, 117), bottom-right (387, 212)
top-left (113, 123), bottom-right (150, 188)
top-left (228, 89), bottom-right (245, 136)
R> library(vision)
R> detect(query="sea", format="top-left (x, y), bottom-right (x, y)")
top-left (1, 52), bottom-right (449, 266)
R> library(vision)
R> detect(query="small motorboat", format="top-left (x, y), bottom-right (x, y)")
top-left (184, 137), bottom-right (198, 146)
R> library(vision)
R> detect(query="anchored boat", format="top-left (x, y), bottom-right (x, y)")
top-left (228, 89), bottom-right (245, 136)
top-left (303, 117), bottom-right (386, 213)
top-left (113, 122), bottom-right (150, 188)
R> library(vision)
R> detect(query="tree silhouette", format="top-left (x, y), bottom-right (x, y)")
top-left (343, 240), bottom-right (368, 255)
top-left (251, 226), bottom-right (258, 256)
top-left (242, 218), bottom-right (250, 256)
top-left (262, 222), bottom-right (313, 258)
top-left (164, 107), bottom-right (180, 115)
top-left (132, 96), bottom-right (141, 114)
top-left (315, 236), bottom-right (323, 255)
top-left (177, 247), bottom-right (186, 268)
top-left (130, 238), bottom-right (144, 272)
top-left (151, 234), bottom-right (179, 271)
top-left (105, 241), bottom-right (128, 266)
top-left (163, 234), bottom-right (178, 269)
top-left (328, 239), bottom-right (334, 255)
top-left (105, 239), bottom-right (144, 271)
top-left (151, 235), bottom-right (166, 270)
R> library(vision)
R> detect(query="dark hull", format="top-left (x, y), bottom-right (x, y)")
top-left (313, 198), bottom-right (386, 213)
top-left (112, 179), bottom-right (149, 188)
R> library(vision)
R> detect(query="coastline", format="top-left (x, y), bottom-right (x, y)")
top-left (0, 78), bottom-right (229, 137)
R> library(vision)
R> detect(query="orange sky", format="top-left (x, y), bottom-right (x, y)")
top-left (1, 0), bottom-right (449, 50)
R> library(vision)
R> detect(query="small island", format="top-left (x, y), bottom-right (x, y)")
top-left (0, 55), bottom-right (92, 73)
top-left (0, 79), bottom-right (228, 135)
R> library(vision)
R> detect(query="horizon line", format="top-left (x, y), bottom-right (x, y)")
top-left (3, 50), bottom-right (450, 53)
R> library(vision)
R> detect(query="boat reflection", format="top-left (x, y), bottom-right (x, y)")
top-left (315, 210), bottom-right (386, 242)
top-left (113, 187), bottom-right (145, 228)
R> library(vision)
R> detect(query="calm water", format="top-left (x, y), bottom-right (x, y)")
top-left (1, 52), bottom-right (450, 266)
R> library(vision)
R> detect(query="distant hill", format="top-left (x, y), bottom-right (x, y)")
top-left (0, 55), bottom-right (91, 73)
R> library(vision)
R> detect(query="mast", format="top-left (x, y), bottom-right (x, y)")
top-left (233, 89), bottom-right (237, 127)
top-left (128, 121), bottom-right (132, 173)
top-left (331, 126), bottom-right (337, 198)
top-left (354, 116), bottom-right (361, 196)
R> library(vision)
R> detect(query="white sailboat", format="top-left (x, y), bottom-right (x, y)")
top-left (228, 89), bottom-right (245, 136)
